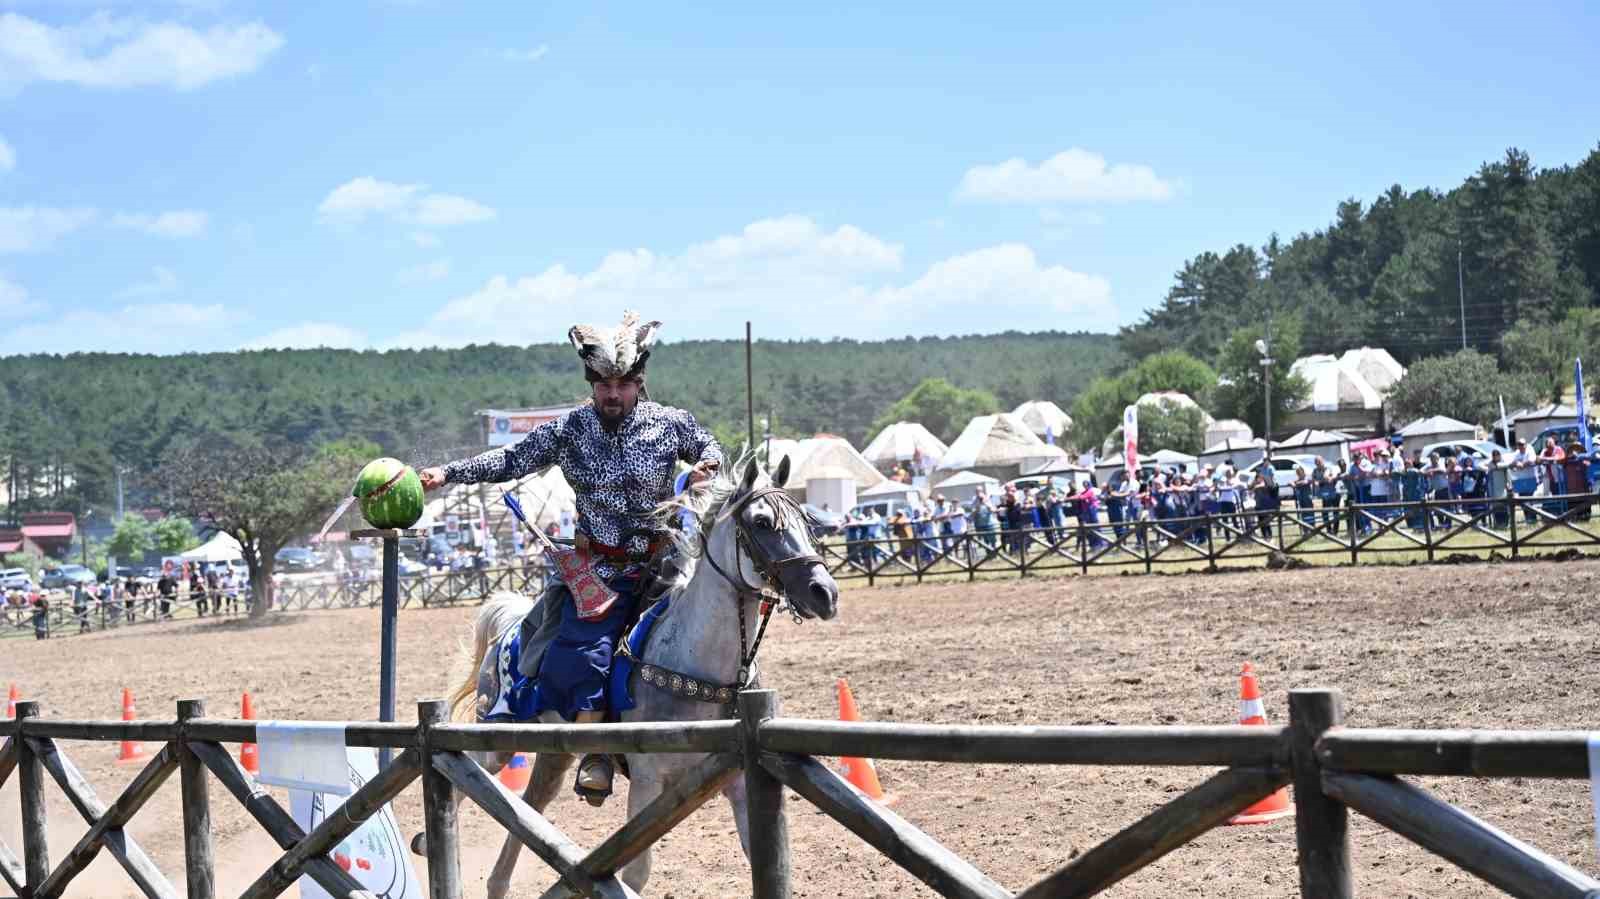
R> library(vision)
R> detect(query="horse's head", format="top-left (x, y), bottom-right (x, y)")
top-left (721, 455), bottom-right (839, 620)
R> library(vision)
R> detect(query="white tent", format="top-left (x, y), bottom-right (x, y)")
top-left (1010, 401), bottom-right (1073, 443)
top-left (1290, 355), bottom-right (1384, 412)
top-left (1198, 437), bottom-right (1267, 469)
top-left (803, 465), bottom-right (858, 514)
top-left (1338, 347), bottom-right (1406, 394)
top-left (1277, 428), bottom-right (1352, 463)
top-left (181, 531), bottom-right (243, 562)
top-left (1150, 449), bottom-right (1198, 471)
top-left (937, 413), bottom-right (1052, 476)
top-left (766, 437), bottom-right (887, 493)
top-left (1205, 419), bottom-right (1253, 447)
top-left (859, 422), bottom-right (949, 468)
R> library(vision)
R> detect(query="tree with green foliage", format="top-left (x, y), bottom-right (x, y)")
top-left (1135, 401), bottom-right (1209, 456)
top-left (104, 514), bottom-right (156, 563)
top-left (1211, 319), bottom-right (1310, 439)
top-left (870, 378), bottom-right (999, 445)
top-left (1070, 351), bottom-right (1218, 451)
top-left (1499, 310), bottom-right (1600, 404)
top-left (1386, 350), bottom-right (1540, 430)
top-left (151, 516), bottom-right (200, 555)
top-left (156, 438), bottom-right (379, 617)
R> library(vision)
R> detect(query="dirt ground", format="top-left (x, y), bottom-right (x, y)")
top-left (4, 557), bottom-right (1599, 898)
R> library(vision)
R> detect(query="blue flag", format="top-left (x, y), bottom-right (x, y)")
top-left (1578, 358), bottom-right (1593, 454)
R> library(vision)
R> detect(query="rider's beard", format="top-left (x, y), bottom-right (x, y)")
top-left (596, 396), bottom-right (635, 429)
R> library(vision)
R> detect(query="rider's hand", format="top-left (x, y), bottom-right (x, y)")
top-left (688, 460), bottom-right (719, 486)
top-left (418, 467), bottom-right (447, 491)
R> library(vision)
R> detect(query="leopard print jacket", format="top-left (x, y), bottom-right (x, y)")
top-left (443, 402), bottom-right (722, 560)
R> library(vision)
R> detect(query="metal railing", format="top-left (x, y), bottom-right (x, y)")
top-left (2, 688), bottom-right (1594, 898)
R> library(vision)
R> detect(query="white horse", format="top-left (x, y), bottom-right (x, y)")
top-left (429, 456), bottom-right (840, 897)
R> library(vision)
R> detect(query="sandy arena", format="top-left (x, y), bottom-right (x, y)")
top-left (4, 559), bottom-right (1599, 898)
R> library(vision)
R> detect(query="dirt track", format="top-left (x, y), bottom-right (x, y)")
top-left (4, 558), bottom-right (1599, 897)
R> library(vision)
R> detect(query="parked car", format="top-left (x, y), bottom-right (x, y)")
top-left (1, 567), bottom-right (32, 590)
top-left (1525, 424), bottom-right (1598, 453)
top-left (848, 498), bottom-right (921, 523)
top-left (1242, 453), bottom-right (1326, 498)
top-left (274, 546), bottom-right (325, 573)
top-left (40, 564), bottom-right (97, 590)
top-left (1419, 440), bottom-right (1509, 462)
top-left (801, 503), bottom-right (845, 538)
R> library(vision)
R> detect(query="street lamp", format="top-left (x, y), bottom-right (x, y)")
top-left (1256, 339), bottom-right (1274, 462)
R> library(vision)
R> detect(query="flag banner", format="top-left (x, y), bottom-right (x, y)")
top-left (1123, 405), bottom-right (1139, 476)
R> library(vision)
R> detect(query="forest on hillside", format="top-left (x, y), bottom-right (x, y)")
top-left (0, 331), bottom-right (1120, 517)
top-left (5, 142), bottom-right (1599, 519)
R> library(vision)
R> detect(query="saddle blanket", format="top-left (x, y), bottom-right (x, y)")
top-left (482, 597), bottom-right (669, 723)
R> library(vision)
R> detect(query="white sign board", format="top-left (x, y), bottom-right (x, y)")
top-left (290, 748), bottom-right (423, 899)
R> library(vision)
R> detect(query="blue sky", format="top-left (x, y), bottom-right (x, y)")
top-left (0, 0), bottom-right (1596, 354)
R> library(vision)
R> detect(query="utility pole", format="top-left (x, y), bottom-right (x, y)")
top-left (745, 322), bottom-right (755, 451)
top-left (1258, 318), bottom-right (1275, 463)
top-left (1457, 243), bottom-right (1467, 351)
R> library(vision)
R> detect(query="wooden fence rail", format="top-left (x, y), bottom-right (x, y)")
top-left (1, 687), bottom-right (1594, 899)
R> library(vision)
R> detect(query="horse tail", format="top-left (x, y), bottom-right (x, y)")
top-left (447, 590), bottom-right (535, 722)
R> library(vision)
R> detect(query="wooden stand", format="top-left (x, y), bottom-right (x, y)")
top-left (351, 528), bottom-right (425, 768)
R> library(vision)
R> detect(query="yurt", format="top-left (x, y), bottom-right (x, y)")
top-left (937, 413), bottom-right (1055, 480)
top-left (859, 421), bottom-right (949, 472)
top-left (1205, 419), bottom-right (1253, 447)
top-left (927, 470), bottom-right (1000, 505)
top-left (1011, 401), bottom-right (1073, 445)
top-left (802, 465), bottom-right (858, 514)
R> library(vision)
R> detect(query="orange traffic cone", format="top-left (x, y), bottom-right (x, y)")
top-left (240, 692), bottom-right (260, 776)
top-left (6, 683), bottom-right (18, 719)
top-left (1228, 663), bottom-right (1293, 825)
top-left (498, 753), bottom-right (532, 791)
top-left (115, 688), bottom-right (147, 765)
top-left (836, 678), bottom-right (892, 804)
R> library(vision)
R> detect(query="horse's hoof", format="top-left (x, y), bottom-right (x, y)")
top-left (409, 832), bottom-right (426, 856)
top-left (584, 793), bottom-right (606, 808)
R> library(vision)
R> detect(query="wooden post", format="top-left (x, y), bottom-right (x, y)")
top-left (16, 700), bottom-right (49, 892)
top-left (1508, 494), bottom-right (1519, 559)
top-left (1205, 513), bottom-right (1217, 573)
top-left (1289, 689), bottom-right (1351, 899)
top-left (739, 690), bottom-right (790, 899)
top-left (379, 535), bottom-right (400, 769)
top-left (1422, 495), bottom-right (1435, 562)
top-left (418, 700), bottom-right (462, 899)
top-left (178, 699), bottom-right (215, 899)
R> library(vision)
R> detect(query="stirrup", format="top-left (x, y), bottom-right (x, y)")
top-left (574, 753), bottom-right (614, 806)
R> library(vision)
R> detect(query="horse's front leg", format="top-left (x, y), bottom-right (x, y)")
top-left (486, 751), bottom-right (574, 899)
top-left (722, 771), bottom-right (753, 858)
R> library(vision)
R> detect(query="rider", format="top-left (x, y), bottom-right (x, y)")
top-left (419, 311), bottom-right (722, 802)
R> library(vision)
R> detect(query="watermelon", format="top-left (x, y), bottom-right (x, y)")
top-left (353, 458), bottom-right (425, 530)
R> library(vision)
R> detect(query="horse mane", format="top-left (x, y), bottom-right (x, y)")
top-left (651, 448), bottom-right (758, 593)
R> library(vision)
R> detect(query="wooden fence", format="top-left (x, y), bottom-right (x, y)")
top-left (823, 490), bottom-right (1600, 585)
top-left (2, 688), bottom-right (1595, 898)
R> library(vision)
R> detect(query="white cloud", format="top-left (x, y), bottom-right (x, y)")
top-left (410, 231), bottom-right (440, 248)
top-left (0, 206), bottom-right (97, 252)
top-left (397, 258), bottom-right (450, 284)
top-left (0, 301), bottom-right (229, 355)
top-left (118, 265), bottom-right (179, 297)
top-left (499, 44), bottom-right (547, 62)
top-left (0, 135), bottom-right (13, 172)
top-left (381, 214), bottom-right (1108, 347)
top-left (0, 275), bottom-right (45, 318)
top-left (0, 13), bottom-right (284, 92)
top-left (111, 209), bottom-right (208, 237)
top-left (318, 177), bottom-right (496, 228)
top-left (241, 322), bottom-right (366, 351)
top-left (957, 148), bottom-right (1176, 204)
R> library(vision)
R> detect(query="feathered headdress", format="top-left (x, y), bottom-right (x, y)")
top-left (568, 310), bottom-right (662, 381)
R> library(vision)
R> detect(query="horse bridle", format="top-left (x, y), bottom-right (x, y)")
top-left (697, 484), bottom-right (824, 688)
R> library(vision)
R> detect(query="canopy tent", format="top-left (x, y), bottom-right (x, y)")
top-left (1010, 401), bottom-right (1073, 444)
top-left (927, 470), bottom-right (1000, 504)
top-left (1276, 428), bottom-right (1352, 463)
top-left (1205, 419), bottom-right (1253, 447)
top-left (181, 531), bottom-right (243, 562)
top-left (1149, 449), bottom-right (1198, 471)
top-left (859, 422), bottom-right (949, 469)
top-left (1290, 355), bottom-right (1384, 412)
top-left (1338, 347), bottom-right (1406, 394)
top-left (765, 436), bottom-right (887, 495)
top-left (937, 413), bottom-right (1058, 479)
top-left (1198, 437), bottom-right (1267, 469)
